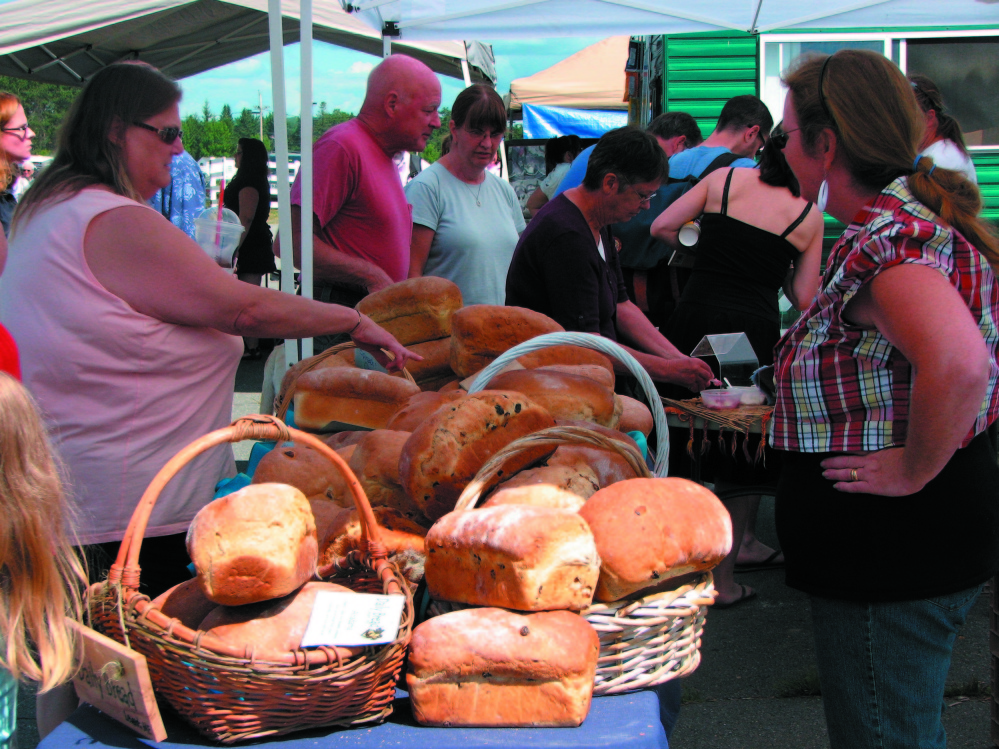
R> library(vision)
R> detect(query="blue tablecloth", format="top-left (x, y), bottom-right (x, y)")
top-left (41, 686), bottom-right (674, 748)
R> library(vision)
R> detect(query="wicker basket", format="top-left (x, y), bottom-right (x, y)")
top-left (449, 425), bottom-right (715, 696)
top-left (275, 341), bottom-right (416, 421)
top-left (86, 415), bottom-right (414, 744)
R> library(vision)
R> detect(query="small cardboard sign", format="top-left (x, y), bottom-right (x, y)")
top-left (70, 620), bottom-right (167, 742)
top-left (301, 591), bottom-right (406, 648)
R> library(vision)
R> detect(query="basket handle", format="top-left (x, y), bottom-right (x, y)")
top-left (109, 415), bottom-right (401, 596)
top-left (454, 425), bottom-right (652, 511)
top-left (275, 342), bottom-right (416, 420)
top-left (467, 332), bottom-right (670, 476)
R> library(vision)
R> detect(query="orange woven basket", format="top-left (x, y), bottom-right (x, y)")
top-left (86, 415), bottom-right (414, 744)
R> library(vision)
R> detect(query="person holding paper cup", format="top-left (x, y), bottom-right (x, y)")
top-left (0, 63), bottom-right (421, 598)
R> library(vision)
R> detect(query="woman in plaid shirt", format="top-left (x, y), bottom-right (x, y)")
top-left (772, 50), bottom-right (999, 748)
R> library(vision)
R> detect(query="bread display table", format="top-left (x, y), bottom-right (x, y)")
top-left (40, 687), bottom-right (672, 749)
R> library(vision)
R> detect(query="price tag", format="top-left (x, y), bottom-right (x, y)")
top-left (70, 621), bottom-right (166, 741)
top-left (301, 591), bottom-right (405, 648)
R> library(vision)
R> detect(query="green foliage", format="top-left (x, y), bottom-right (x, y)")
top-left (508, 123), bottom-right (524, 140)
top-left (0, 75), bottom-right (78, 155)
top-left (420, 107), bottom-right (451, 164)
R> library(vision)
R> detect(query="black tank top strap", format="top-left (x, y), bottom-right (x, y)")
top-left (780, 202), bottom-right (813, 239)
top-left (720, 168), bottom-right (736, 216)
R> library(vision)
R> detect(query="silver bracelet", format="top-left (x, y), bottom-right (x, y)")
top-left (348, 308), bottom-right (363, 335)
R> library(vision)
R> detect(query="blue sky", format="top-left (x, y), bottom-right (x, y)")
top-left (176, 37), bottom-right (605, 118)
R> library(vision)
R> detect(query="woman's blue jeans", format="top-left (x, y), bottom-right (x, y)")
top-left (810, 584), bottom-right (983, 749)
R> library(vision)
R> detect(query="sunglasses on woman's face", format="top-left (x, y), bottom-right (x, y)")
top-left (133, 121), bottom-right (183, 144)
top-left (770, 125), bottom-right (800, 151)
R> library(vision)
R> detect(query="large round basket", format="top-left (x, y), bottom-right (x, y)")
top-left (86, 415), bottom-right (414, 744)
top-left (461, 332), bottom-right (717, 695)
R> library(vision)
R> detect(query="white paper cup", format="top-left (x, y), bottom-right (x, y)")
top-left (678, 221), bottom-right (701, 247)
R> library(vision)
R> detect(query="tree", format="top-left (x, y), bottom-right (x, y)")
top-left (0, 75), bottom-right (77, 154)
top-left (420, 107), bottom-right (451, 163)
top-left (182, 115), bottom-right (205, 160)
top-left (201, 100), bottom-right (213, 122)
top-left (220, 104), bottom-right (233, 123)
top-left (200, 119), bottom-right (236, 158)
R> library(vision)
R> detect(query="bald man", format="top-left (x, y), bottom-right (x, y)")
top-left (278, 54), bottom-right (441, 350)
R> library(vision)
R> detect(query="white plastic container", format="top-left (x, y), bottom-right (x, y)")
top-left (194, 207), bottom-right (244, 268)
top-left (700, 389), bottom-right (743, 410)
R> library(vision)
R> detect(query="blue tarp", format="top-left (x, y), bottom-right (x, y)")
top-left (522, 104), bottom-right (628, 139)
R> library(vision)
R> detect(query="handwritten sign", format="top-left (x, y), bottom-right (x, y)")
top-left (70, 621), bottom-right (167, 741)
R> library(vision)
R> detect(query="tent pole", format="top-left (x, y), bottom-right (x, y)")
top-left (268, 0), bottom-right (297, 367)
top-left (300, 0), bottom-right (314, 359)
top-left (460, 59), bottom-right (471, 87)
top-left (383, 36), bottom-right (391, 57)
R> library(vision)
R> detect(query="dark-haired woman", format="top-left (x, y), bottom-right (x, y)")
top-left (405, 84), bottom-right (524, 306)
top-left (525, 134), bottom-right (583, 217)
top-left (775, 50), bottom-right (999, 748)
top-left (0, 63), bottom-right (418, 598)
top-left (651, 131), bottom-right (823, 607)
top-left (909, 73), bottom-right (977, 184)
top-left (224, 137), bottom-right (276, 359)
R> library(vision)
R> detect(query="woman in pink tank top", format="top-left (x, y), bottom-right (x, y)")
top-left (0, 63), bottom-right (419, 597)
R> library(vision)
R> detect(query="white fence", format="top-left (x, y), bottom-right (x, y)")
top-left (198, 155), bottom-right (301, 206)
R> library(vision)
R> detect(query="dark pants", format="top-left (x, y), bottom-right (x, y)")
top-left (311, 283), bottom-right (366, 353)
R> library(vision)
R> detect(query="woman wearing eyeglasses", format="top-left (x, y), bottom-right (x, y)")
top-left (0, 63), bottom-right (419, 598)
top-left (505, 126), bottom-right (715, 393)
top-left (649, 127), bottom-right (823, 608)
top-left (0, 92), bottom-right (35, 240)
top-left (772, 50), bottom-right (999, 748)
top-left (405, 84), bottom-right (524, 306)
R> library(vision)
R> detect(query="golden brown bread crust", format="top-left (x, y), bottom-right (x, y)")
top-left (293, 368), bottom-right (420, 430)
top-left (578, 477), bottom-right (733, 602)
top-left (535, 363), bottom-right (614, 390)
top-left (424, 504), bottom-right (599, 610)
top-left (486, 369), bottom-right (620, 427)
top-left (199, 581), bottom-right (361, 659)
top-left (148, 579), bottom-right (218, 630)
top-left (617, 395), bottom-right (653, 436)
top-left (399, 391), bottom-right (556, 522)
top-left (187, 483), bottom-right (318, 606)
top-left (449, 305), bottom-right (564, 378)
top-left (517, 345), bottom-right (614, 375)
top-left (484, 464), bottom-right (600, 502)
top-left (347, 429), bottom-right (427, 524)
top-left (407, 608), bottom-right (598, 727)
top-left (307, 495), bottom-right (348, 549)
top-left (547, 444), bottom-right (640, 488)
top-left (276, 349), bottom-right (356, 411)
top-left (356, 278), bottom-right (463, 345)
top-left (482, 483), bottom-right (586, 511)
top-left (405, 338), bottom-right (454, 382)
top-left (386, 391), bottom-right (465, 433)
top-left (251, 441), bottom-right (341, 498)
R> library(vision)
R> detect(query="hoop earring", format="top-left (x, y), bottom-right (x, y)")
top-left (817, 178), bottom-right (829, 213)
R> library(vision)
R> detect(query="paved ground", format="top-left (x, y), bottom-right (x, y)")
top-left (20, 356), bottom-right (997, 748)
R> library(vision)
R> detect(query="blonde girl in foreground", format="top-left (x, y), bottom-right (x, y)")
top-left (0, 371), bottom-right (86, 745)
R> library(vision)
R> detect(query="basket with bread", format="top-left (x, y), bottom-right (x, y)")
top-left (86, 416), bottom-right (414, 744)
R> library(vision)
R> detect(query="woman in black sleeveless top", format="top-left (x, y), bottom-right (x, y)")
top-left (224, 137), bottom-right (275, 359)
top-left (651, 129), bottom-right (823, 607)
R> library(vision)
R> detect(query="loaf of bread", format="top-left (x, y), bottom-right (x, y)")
top-left (547, 444), bottom-right (640, 489)
top-left (536, 363), bottom-right (614, 391)
top-left (346, 429), bottom-right (428, 524)
top-left (308, 495), bottom-right (348, 549)
top-left (276, 349), bottom-right (356, 412)
top-left (407, 608), bottom-right (598, 727)
top-left (578, 478), bottom-right (732, 602)
top-left (424, 504), bottom-right (599, 610)
top-left (404, 338), bottom-right (454, 383)
top-left (356, 277), bottom-right (462, 346)
top-left (484, 463), bottom-right (600, 501)
top-left (187, 483), bottom-right (318, 606)
top-left (399, 391), bottom-right (556, 522)
top-left (251, 441), bottom-right (342, 498)
top-left (199, 581), bottom-right (362, 659)
top-left (617, 395), bottom-right (653, 436)
top-left (386, 391), bottom-right (464, 433)
top-left (486, 369), bottom-right (621, 428)
top-left (482, 483), bottom-right (586, 512)
top-left (517, 345), bottom-right (614, 375)
top-left (319, 431), bottom-right (368, 450)
top-left (293, 368), bottom-right (420, 431)
top-left (449, 305), bottom-right (564, 378)
top-left (148, 578), bottom-right (218, 631)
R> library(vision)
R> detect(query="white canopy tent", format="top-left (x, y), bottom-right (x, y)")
top-left (342, 0), bottom-right (997, 39)
top-left (0, 0), bottom-right (495, 86)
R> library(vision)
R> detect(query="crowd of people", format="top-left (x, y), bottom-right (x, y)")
top-left (0, 47), bottom-right (995, 749)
